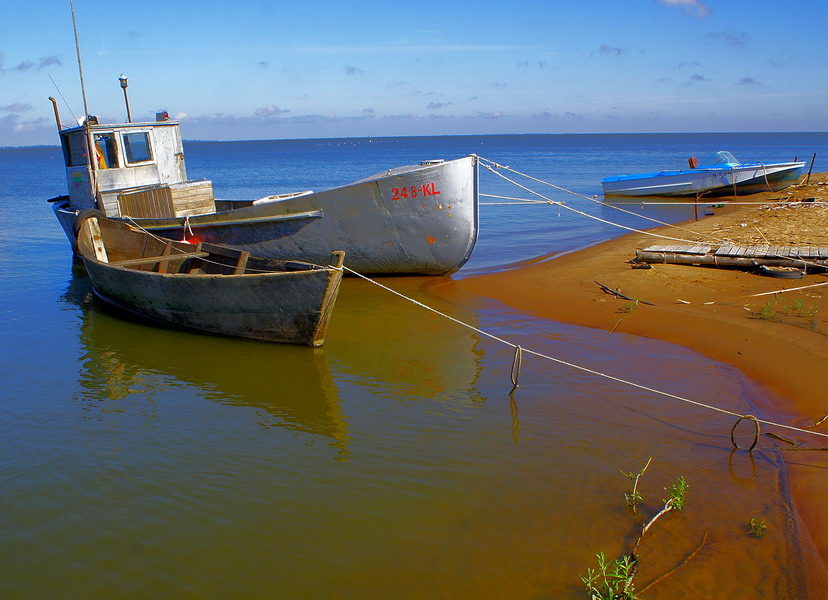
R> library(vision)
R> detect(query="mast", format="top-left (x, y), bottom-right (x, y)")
top-left (69, 0), bottom-right (99, 207)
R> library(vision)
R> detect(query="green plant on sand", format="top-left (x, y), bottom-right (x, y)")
top-left (620, 300), bottom-right (639, 313)
top-left (747, 518), bottom-right (767, 538)
top-left (752, 295), bottom-right (820, 332)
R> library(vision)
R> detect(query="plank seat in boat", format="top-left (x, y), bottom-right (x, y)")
top-left (109, 251), bottom-right (210, 267)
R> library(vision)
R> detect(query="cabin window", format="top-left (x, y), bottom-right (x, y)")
top-left (122, 132), bottom-right (153, 164)
top-left (60, 136), bottom-right (73, 167)
top-left (93, 133), bottom-right (119, 169)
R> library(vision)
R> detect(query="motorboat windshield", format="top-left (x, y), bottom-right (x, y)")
top-left (698, 151), bottom-right (739, 167)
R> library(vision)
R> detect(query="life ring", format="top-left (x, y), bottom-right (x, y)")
top-left (687, 156), bottom-right (699, 169)
top-left (72, 208), bottom-right (106, 238)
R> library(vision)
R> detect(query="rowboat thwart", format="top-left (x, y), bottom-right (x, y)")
top-left (76, 214), bottom-right (344, 345)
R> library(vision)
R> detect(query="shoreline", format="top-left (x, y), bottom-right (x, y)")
top-left (445, 176), bottom-right (828, 590)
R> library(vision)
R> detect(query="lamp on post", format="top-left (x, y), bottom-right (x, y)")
top-left (119, 74), bottom-right (132, 123)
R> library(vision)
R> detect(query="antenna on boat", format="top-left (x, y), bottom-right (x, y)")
top-left (69, 0), bottom-right (99, 204)
top-left (47, 74), bottom-right (79, 126)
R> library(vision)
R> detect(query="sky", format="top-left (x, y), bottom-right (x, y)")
top-left (2, 0), bottom-right (827, 146)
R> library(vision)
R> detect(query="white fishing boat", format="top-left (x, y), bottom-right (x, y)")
top-left (49, 81), bottom-right (479, 276)
top-left (601, 151), bottom-right (805, 198)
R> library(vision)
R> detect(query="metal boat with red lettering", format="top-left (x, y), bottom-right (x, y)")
top-left (118, 155), bottom-right (479, 276)
top-left (49, 81), bottom-right (479, 276)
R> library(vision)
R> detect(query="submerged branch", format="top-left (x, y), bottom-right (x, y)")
top-left (639, 532), bottom-right (709, 595)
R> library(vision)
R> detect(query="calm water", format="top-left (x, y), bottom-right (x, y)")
top-left (2, 133), bottom-right (827, 598)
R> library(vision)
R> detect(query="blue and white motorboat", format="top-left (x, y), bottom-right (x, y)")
top-left (601, 151), bottom-right (805, 198)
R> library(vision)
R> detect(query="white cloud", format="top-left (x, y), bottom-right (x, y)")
top-left (254, 105), bottom-right (290, 118)
top-left (657, 0), bottom-right (710, 17)
top-left (1, 103), bottom-right (32, 112)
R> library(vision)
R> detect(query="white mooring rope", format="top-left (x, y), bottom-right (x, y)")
top-left (343, 265), bottom-right (828, 444)
top-left (475, 155), bottom-right (828, 274)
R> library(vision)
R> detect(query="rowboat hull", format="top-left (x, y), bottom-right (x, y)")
top-left (56, 156), bottom-right (479, 276)
top-left (602, 161), bottom-right (804, 198)
top-left (77, 217), bottom-right (344, 345)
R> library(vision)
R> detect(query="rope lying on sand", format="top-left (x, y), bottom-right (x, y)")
top-left (343, 265), bottom-right (828, 448)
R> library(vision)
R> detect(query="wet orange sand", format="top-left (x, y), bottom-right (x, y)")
top-left (446, 176), bottom-right (828, 593)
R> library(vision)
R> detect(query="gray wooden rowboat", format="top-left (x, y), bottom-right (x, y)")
top-left (76, 215), bottom-right (344, 345)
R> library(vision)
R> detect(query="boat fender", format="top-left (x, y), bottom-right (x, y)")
top-left (688, 156), bottom-right (699, 169)
top-left (73, 208), bottom-right (106, 238)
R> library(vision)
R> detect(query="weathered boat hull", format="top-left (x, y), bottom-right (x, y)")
top-left (57, 156), bottom-right (479, 276)
top-left (602, 161), bottom-right (804, 198)
top-left (77, 217), bottom-right (344, 345)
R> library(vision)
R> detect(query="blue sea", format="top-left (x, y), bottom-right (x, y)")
top-left (181, 133), bottom-right (828, 274)
top-left (1, 132), bottom-right (826, 598)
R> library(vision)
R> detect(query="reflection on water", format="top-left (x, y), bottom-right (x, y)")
top-left (60, 268), bottom-right (487, 461)
top-left (21, 268), bottom-right (816, 598)
top-left (0, 250), bottom-right (814, 599)
top-left (62, 270), bottom-right (351, 456)
top-left (323, 276), bottom-right (486, 404)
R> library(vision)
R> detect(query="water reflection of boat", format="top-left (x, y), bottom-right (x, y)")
top-left (60, 270), bottom-right (488, 453)
top-left (323, 277), bottom-right (487, 405)
top-left (61, 273), bottom-right (350, 453)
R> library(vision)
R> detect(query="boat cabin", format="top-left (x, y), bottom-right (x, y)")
top-left (59, 114), bottom-right (215, 218)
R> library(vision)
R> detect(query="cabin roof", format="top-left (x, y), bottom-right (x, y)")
top-left (61, 120), bottom-right (180, 135)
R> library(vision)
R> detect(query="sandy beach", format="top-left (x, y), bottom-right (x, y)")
top-left (450, 174), bottom-right (828, 587)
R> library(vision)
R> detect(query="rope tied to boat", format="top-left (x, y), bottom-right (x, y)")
top-left (477, 155), bottom-right (828, 277)
top-left (341, 265), bottom-right (828, 447)
top-left (182, 214), bottom-right (194, 241)
top-left (476, 156), bottom-right (728, 246)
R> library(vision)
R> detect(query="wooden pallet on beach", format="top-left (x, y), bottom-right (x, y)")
top-left (635, 244), bottom-right (828, 270)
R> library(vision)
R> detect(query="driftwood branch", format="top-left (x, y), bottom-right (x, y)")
top-left (638, 532), bottom-right (709, 595)
top-left (808, 413), bottom-right (828, 428)
top-left (594, 280), bottom-right (655, 306)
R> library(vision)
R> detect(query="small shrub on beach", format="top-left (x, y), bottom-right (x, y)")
top-left (620, 300), bottom-right (639, 313)
top-left (757, 301), bottom-right (776, 320)
top-left (748, 518), bottom-right (767, 538)
top-left (751, 296), bottom-right (820, 329)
